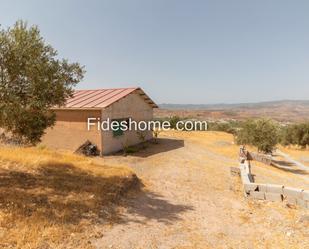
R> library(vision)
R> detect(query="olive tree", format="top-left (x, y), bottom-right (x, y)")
top-left (0, 21), bottom-right (85, 144)
top-left (236, 118), bottom-right (279, 153)
top-left (280, 123), bottom-right (309, 148)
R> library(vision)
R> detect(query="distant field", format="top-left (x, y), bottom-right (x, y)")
top-left (156, 100), bottom-right (309, 122)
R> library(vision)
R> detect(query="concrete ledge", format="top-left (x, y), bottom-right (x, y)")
top-left (258, 184), bottom-right (267, 192)
top-left (286, 196), bottom-right (297, 205)
top-left (248, 173), bottom-right (254, 182)
top-left (244, 183), bottom-right (258, 192)
top-left (239, 163), bottom-right (246, 170)
top-left (283, 187), bottom-right (303, 198)
top-left (240, 172), bottom-right (251, 184)
top-left (249, 152), bottom-right (272, 165)
top-left (238, 153), bottom-right (308, 209)
top-left (266, 184), bottom-right (284, 194)
top-left (257, 184), bottom-right (283, 193)
top-left (240, 162), bottom-right (250, 174)
top-left (302, 190), bottom-right (309, 201)
top-left (265, 192), bottom-right (283, 202)
top-left (249, 191), bottom-right (265, 200)
top-left (296, 198), bottom-right (307, 208)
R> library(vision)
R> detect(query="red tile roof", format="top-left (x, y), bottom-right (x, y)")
top-left (53, 87), bottom-right (158, 109)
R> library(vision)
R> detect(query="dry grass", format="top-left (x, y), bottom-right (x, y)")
top-left (159, 131), bottom-right (309, 188)
top-left (0, 145), bottom-right (138, 249)
top-left (0, 132), bottom-right (307, 248)
top-left (278, 145), bottom-right (309, 167)
top-left (161, 130), bottom-right (240, 159)
top-left (98, 130), bottom-right (309, 248)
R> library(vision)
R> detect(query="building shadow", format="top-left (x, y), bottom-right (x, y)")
top-left (118, 188), bottom-right (194, 225)
top-left (111, 138), bottom-right (185, 158)
top-left (0, 162), bottom-right (192, 226)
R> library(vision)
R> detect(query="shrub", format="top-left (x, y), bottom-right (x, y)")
top-left (152, 128), bottom-right (161, 143)
top-left (208, 120), bottom-right (241, 134)
top-left (236, 119), bottom-right (279, 153)
top-left (169, 116), bottom-right (182, 129)
top-left (280, 123), bottom-right (309, 148)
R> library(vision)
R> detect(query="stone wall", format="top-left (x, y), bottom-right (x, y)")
top-left (238, 151), bottom-right (309, 209)
top-left (247, 151), bottom-right (272, 165)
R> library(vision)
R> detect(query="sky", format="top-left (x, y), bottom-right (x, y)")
top-left (1, 0), bottom-right (309, 104)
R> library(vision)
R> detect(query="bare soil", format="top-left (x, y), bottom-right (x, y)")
top-left (94, 131), bottom-right (309, 249)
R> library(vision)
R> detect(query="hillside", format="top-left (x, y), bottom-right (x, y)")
top-left (157, 100), bottom-right (309, 122)
top-left (95, 131), bottom-right (309, 248)
top-left (0, 132), bottom-right (308, 248)
top-left (0, 146), bottom-right (138, 249)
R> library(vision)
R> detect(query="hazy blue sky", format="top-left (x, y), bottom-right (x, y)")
top-left (1, 0), bottom-right (309, 104)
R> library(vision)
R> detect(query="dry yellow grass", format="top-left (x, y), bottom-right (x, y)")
top-left (0, 146), bottom-right (132, 176)
top-left (278, 145), bottom-right (309, 167)
top-left (0, 145), bottom-right (138, 249)
top-left (0, 132), bottom-right (307, 248)
top-left (161, 130), bottom-right (240, 159)
top-left (159, 131), bottom-right (309, 189)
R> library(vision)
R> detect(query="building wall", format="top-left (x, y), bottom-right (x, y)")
top-left (41, 109), bottom-right (102, 152)
top-left (101, 92), bottom-right (153, 154)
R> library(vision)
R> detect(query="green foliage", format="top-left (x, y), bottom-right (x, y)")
top-left (136, 131), bottom-right (147, 149)
top-left (280, 123), bottom-right (309, 148)
top-left (236, 119), bottom-right (279, 153)
top-left (121, 138), bottom-right (138, 155)
top-left (208, 120), bottom-right (241, 134)
top-left (169, 116), bottom-right (181, 129)
top-left (152, 128), bottom-right (161, 144)
top-left (0, 21), bottom-right (85, 144)
top-left (155, 116), bottom-right (185, 130)
top-left (153, 128), bottom-right (160, 138)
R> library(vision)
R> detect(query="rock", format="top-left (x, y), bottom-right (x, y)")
top-left (75, 140), bottom-right (100, 156)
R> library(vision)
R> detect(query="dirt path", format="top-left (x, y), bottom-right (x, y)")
top-left (94, 132), bottom-right (309, 249)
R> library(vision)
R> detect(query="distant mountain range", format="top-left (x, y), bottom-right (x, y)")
top-left (156, 100), bottom-right (309, 122)
top-left (159, 100), bottom-right (309, 110)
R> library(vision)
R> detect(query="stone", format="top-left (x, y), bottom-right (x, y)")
top-left (266, 184), bottom-right (284, 194)
top-left (250, 152), bottom-right (272, 165)
top-left (283, 187), bottom-right (303, 198)
top-left (296, 198), bottom-right (307, 208)
top-left (241, 172), bottom-right (251, 184)
top-left (244, 183), bottom-right (258, 192)
top-left (248, 173), bottom-right (254, 182)
top-left (286, 196), bottom-right (297, 205)
top-left (301, 190), bottom-right (309, 201)
top-left (249, 191), bottom-right (265, 200)
top-left (265, 192), bottom-right (283, 202)
top-left (258, 184), bottom-right (267, 192)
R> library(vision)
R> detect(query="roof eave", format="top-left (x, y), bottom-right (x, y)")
top-left (51, 107), bottom-right (103, 111)
top-left (134, 87), bottom-right (159, 108)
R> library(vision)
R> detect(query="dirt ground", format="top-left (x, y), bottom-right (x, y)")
top-left (93, 131), bottom-right (309, 249)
